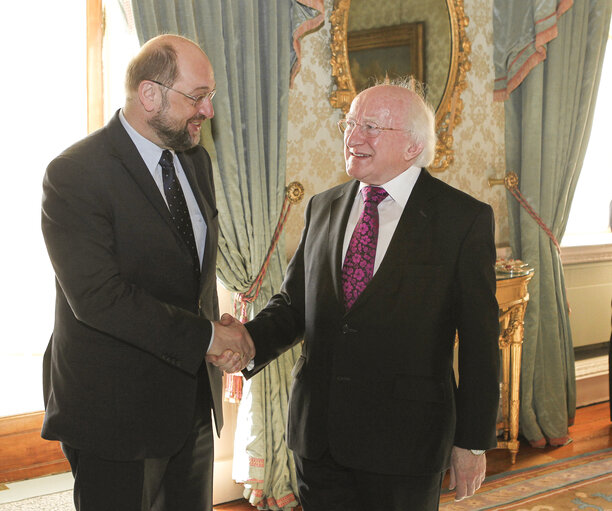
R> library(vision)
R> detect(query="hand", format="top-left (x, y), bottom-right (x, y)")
top-left (206, 349), bottom-right (244, 374)
top-left (206, 313), bottom-right (255, 372)
top-left (448, 446), bottom-right (486, 501)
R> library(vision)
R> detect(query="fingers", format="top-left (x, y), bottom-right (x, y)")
top-left (208, 313), bottom-right (255, 373)
top-left (242, 332), bottom-right (256, 361)
top-left (450, 446), bottom-right (486, 502)
top-left (211, 316), bottom-right (253, 357)
top-left (205, 349), bottom-right (244, 373)
top-left (206, 349), bottom-right (234, 365)
top-left (448, 466), bottom-right (456, 491)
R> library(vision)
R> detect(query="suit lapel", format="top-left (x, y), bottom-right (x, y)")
top-left (105, 112), bottom-right (209, 280)
top-left (179, 152), bottom-right (210, 224)
top-left (346, 170), bottom-right (439, 313)
top-left (178, 152), bottom-right (216, 287)
top-left (105, 112), bottom-right (176, 232)
top-left (383, 169), bottom-right (438, 263)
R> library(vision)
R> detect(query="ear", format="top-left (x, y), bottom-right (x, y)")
top-left (138, 80), bottom-right (159, 113)
top-left (404, 141), bottom-right (424, 163)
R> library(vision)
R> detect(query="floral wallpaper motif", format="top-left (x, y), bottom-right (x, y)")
top-left (285, 0), bottom-right (508, 258)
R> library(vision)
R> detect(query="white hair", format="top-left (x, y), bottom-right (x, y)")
top-left (373, 76), bottom-right (437, 167)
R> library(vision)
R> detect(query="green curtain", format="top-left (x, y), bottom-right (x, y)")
top-left (493, 0), bottom-right (573, 101)
top-left (130, 1), bottom-right (324, 508)
top-left (494, 0), bottom-right (611, 446)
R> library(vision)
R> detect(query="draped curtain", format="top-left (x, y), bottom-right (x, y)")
top-left (131, 1), bottom-right (324, 508)
top-left (494, 0), bottom-right (611, 446)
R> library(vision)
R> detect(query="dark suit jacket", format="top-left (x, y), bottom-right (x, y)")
top-left (245, 170), bottom-right (500, 476)
top-left (41, 111), bottom-right (222, 461)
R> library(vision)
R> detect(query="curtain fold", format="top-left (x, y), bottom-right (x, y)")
top-left (495, 0), bottom-right (611, 446)
top-left (493, 0), bottom-right (573, 101)
top-left (130, 1), bottom-right (323, 509)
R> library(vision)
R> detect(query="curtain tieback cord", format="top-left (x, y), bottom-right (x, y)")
top-left (224, 182), bottom-right (305, 403)
top-left (489, 171), bottom-right (561, 253)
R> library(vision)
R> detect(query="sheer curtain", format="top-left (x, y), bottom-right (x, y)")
top-left (130, 1), bottom-right (324, 508)
top-left (494, 0), bottom-right (611, 446)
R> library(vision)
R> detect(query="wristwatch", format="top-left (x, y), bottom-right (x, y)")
top-left (470, 449), bottom-right (486, 455)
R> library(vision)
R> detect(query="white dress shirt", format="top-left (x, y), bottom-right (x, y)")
top-left (119, 110), bottom-right (214, 349)
top-left (342, 166), bottom-right (421, 273)
top-left (118, 110), bottom-right (207, 267)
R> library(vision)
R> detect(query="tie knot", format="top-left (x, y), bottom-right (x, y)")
top-left (159, 150), bottom-right (174, 170)
top-left (361, 186), bottom-right (388, 205)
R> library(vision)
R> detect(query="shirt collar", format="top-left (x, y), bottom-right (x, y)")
top-left (119, 109), bottom-right (175, 174)
top-left (357, 166), bottom-right (421, 208)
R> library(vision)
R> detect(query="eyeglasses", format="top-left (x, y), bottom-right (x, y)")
top-left (149, 79), bottom-right (216, 108)
top-left (337, 118), bottom-right (411, 138)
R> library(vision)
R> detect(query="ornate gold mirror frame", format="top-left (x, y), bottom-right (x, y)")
top-left (329, 0), bottom-right (471, 172)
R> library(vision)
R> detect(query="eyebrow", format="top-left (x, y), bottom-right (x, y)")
top-left (190, 85), bottom-right (216, 94)
top-left (348, 116), bottom-right (382, 123)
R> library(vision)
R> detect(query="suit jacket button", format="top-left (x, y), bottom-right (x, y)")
top-left (342, 324), bottom-right (349, 334)
top-left (336, 376), bottom-right (351, 382)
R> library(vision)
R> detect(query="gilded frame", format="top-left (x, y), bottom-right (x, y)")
top-left (329, 0), bottom-right (471, 172)
top-left (347, 22), bottom-right (424, 91)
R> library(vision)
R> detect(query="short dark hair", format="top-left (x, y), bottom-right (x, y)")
top-left (125, 42), bottom-right (180, 95)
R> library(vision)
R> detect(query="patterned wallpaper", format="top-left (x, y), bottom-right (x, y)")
top-left (285, 0), bottom-right (508, 258)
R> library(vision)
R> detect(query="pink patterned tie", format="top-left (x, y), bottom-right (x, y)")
top-left (342, 186), bottom-right (388, 310)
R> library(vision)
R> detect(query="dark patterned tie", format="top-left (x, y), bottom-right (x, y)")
top-left (342, 186), bottom-right (388, 310)
top-left (159, 150), bottom-right (200, 274)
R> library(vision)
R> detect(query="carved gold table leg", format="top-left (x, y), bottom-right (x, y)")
top-left (495, 271), bottom-right (533, 464)
top-left (500, 326), bottom-right (511, 441)
top-left (508, 340), bottom-right (521, 463)
top-left (508, 301), bottom-right (527, 463)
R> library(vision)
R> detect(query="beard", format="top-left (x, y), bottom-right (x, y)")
top-left (149, 97), bottom-right (205, 152)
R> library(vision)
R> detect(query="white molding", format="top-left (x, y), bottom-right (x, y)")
top-left (561, 243), bottom-right (612, 265)
top-left (575, 356), bottom-right (610, 408)
top-left (575, 355), bottom-right (609, 380)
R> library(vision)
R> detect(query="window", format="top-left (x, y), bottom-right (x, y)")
top-left (562, 26), bottom-right (612, 248)
top-left (0, 1), bottom-right (138, 417)
top-left (102, 0), bottom-right (140, 124)
top-left (0, 3), bottom-right (87, 417)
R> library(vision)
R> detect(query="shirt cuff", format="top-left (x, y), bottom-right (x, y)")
top-left (207, 321), bottom-right (214, 354)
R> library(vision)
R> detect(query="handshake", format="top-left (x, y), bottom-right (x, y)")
top-left (206, 313), bottom-right (255, 374)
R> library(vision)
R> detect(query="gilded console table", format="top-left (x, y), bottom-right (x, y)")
top-left (495, 264), bottom-right (534, 463)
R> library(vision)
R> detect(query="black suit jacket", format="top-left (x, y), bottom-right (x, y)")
top-left (41, 111), bottom-right (222, 461)
top-left (245, 170), bottom-right (500, 476)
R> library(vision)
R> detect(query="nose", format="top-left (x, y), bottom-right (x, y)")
top-left (198, 97), bottom-right (214, 119)
top-left (345, 124), bottom-right (364, 146)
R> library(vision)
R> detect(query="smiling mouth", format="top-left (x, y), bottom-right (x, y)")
top-left (188, 118), bottom-right (205, 134)
top-left (189, 115), bottom-right (207, 128)
top-left (349, 150), bottom-right (370, 158)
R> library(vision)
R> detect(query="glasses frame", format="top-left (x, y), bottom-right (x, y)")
top-left (337, 118), bottom-right (411, 138)
top-left (149, 79), bottom-right (216, 108)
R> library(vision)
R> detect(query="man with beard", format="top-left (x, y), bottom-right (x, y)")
top-left (40, 34), bottom-right (254, 511)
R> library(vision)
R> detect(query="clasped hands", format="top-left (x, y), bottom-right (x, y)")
top-left (206, 313), bottom-right (255, 373)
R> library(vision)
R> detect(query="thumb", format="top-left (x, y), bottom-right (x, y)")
top-left (219, 313), bottom-right (235, 326)
top-left (448, 467), bottom-right (457, 490)
top-left (205, 353), bottom-right (220, 364)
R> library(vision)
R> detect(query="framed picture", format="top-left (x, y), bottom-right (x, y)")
top-left (347, 22), bottom-right (425, 92)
